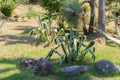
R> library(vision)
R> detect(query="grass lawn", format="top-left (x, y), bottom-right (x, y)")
top-left (0, 37), bottom-right (120, 80)
top-left (0, 11), bottom-right (120, 80)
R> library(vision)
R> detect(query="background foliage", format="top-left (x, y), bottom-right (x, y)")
top-left (0, 0), bottom-right (16, 17)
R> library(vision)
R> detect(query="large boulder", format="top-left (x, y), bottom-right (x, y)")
top-left (95, 59), bottom-right (120, 74)
top-left (33, 58), bottom-right (55, 75)
top-left (61, 65), bottom-right (89, 76)
top-left (19, 58), bottom-right (36, 71)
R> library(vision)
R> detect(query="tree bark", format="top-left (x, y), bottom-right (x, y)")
top-left (88, 0), bottom-right (95, 34)
top-left (82, 14), bottom-right (88, 35)
top-left (98, 0), bottom-right (105, 32)
top-left (97, 0), bottom-right (106, 45)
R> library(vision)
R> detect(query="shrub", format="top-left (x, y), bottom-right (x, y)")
top-left (0, 0), bottom-right (16, 17)
top-left (38, 0), bottom-right (64, 13)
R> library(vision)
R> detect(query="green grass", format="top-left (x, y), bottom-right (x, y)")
top-left (0, 41), bottom-right (120, 80)
top-left (0, 22), bottom-right (120, 80)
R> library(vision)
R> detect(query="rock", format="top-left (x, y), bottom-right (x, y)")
top-left (61, 65), bottom-right (89, 76)
top-left (19, 58), bottom-right (36, 71)
top-left (95, 37), bottom-right (106, 45)
top-left (95, 59), bottom-right (120, 74)
top-left (33, 58), bottom-right (55, 75)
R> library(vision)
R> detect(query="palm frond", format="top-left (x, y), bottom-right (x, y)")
top-left (62, 0), bottom-right (83, 27)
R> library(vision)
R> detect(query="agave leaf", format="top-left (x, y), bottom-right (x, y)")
top-left (93, 47), bottom-right (95, 53)
top-left (38, 16), bottom-right (42, 27)
top-left (84, 41), bottom-right (95, 51)
top-left (43, 22), bottom-right (49, 29)
top-left (60, 55), bottom-right (66, 66)
top-left (53, 50), bottom-right (61, 56)
top-left (83, 46), bottom-right (95, 61)
top-left (57, 36), bottom-right (68, 57)
top-left (77, 50), bottom-right (85, 61)
top-left (46, 49), bottom-right (54, 59)
top-left (61, 43), bottom-right (68, 57)
top-left (76, 41), bottom-right (80, 56)
top-left (29, 30), bottom-right (34, 37)
top-left (70, 47), bottom-right (76, 61)
top-left (88, 49), bottom-right (96, 61)
top-left (80, 50), bottom-right (87, 61)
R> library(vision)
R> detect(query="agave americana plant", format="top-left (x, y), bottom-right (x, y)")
top-left (46, 34), bottom-right (95, 66)
top-left (30, 16), bottom-right (64, 45)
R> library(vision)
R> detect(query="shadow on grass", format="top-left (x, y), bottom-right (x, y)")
top-left (0, 58), bottom-right (56, 80)
top-left (0, 71), bottom-right (33, 80)
top-left (0, 58), bottom-right (33, 80)
top-left (15, 26), bottom-right (52, 47)
top-left (10, 25), bottom-right (46, 46)
top-left (0, 72), bottom-right (56, 80)
top-left (0, 25), bottom-right (34, 45)
top-left (0, 68), bottom-right (16, 74)
top-left (14, 26), bottom-right (34, 36)
top-left (106, 40), bottom-right (120, 48)
top-left (0, 58), bottom-right (18, 65)
top-left (0, 35), bottom-right (36, 45)
top-left (0, 25), bottom-right (44, 45)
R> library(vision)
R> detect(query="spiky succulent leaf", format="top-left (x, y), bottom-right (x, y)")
top-left (60, 55), bottom-right (66, 66)
top-left (84, 41), bottom-right (95, 51)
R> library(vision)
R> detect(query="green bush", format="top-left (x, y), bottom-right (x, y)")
top-left (0, 0), bottom-right (16, 17)
top-left (38, 0), bottom-right (64, 13)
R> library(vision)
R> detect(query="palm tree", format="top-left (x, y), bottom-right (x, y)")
top-left (62, 0), bottom-right (87, 35)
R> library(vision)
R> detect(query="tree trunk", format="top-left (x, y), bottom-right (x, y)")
top-left (82, 14), bottom-right (88, 35)
top-left (98, 0), bottom-right (105, 32)
top-left (88, 0), bottom-right (95, 34)
top-left (97, 0), bottom-right (106, 45)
